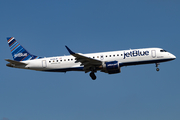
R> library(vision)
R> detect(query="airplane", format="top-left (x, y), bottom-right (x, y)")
top-left (5, 37), bottom-right (176, 80)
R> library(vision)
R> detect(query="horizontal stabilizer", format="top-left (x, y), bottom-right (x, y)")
top-left (5, 59), bottom-right (27, 65)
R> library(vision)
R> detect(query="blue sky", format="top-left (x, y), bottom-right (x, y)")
top-left (0, 0), bottom-right (180, 120)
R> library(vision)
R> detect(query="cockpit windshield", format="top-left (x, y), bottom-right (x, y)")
top-left (160, 49), bottom-right (167, 52)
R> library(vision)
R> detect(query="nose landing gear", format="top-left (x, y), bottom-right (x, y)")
top-left (156, 63), bottom-right (160, 71)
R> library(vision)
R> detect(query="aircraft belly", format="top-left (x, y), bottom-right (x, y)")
top-left (44, 62), bottom-right (82, 72)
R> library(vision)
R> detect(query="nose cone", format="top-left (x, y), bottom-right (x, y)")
top-left (171, 54), bottom-right (176, 60)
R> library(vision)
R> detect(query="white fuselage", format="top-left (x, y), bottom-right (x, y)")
top-left (20, 48), bottom-right (175, 72)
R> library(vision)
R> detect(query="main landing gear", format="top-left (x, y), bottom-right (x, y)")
top-left (90, 72), bottom-right (96, 80)
top-left (89, 67), bottom-right (97, 80)
top-left (156, 63), bottom-right (160, 71)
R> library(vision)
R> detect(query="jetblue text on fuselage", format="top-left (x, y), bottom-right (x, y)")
top-left (124, 50), bottom-right (149, 59)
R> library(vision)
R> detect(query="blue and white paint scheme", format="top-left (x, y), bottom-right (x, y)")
top-left (5, 37), bottom-right (176, 80)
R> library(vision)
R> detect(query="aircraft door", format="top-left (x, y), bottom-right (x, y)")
top-left (42, 60), bottom-right (47, 68)
top-left (151, 50), bottom-right (156, 58)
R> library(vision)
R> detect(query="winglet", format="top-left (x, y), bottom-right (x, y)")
top-left (65, 46), bottom-right (76, 55)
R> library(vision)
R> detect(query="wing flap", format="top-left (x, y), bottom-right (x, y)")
top-left (74, 54), bottom-right (102, 64)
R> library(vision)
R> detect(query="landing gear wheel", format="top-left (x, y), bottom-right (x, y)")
top-left (156, 68), bottom-right (160, 71)
top-left (90, 72), bottom-right (96, 80)
top-left (155, 63), bottom-right (160, 72)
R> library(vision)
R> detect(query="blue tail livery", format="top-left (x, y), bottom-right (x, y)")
top-left (7, 37), bottom-right (40, 61)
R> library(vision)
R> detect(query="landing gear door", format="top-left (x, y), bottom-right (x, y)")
top-left (151, 50), bottom-right (156, 58)
top-left (42, 60), bottom-right (47, 68)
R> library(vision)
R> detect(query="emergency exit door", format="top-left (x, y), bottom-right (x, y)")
top-left (151, 50), bottom-right (156, 58)
top-left (42, 60), bottom-right (47, 68)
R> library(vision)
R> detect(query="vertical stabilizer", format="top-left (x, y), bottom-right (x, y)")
top-left (7, 37), bottom-right (40, 61)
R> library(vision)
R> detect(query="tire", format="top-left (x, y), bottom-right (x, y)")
top-left (156, 68), bottom-right (160, 71)
top-left (90, 72), bottom-right (96, 80)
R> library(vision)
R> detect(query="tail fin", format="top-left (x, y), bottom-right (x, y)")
top-left (7, 37), bottom-right (40, 61)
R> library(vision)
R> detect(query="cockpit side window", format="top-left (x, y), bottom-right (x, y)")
top-left (160, 50), bottom-right (167, 52)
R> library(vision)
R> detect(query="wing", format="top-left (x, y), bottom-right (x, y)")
top-left (5, 59), bottom-right (27, 67)
top-left (65, 46), bottom-right (102, 72)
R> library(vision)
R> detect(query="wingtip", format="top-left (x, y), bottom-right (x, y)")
top-left (65, 45), bottom-right (68, 49)
top-left (65, 46), bottom-right (75, 54)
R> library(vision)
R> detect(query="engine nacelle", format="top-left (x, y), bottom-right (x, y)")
top-left (102, 61), bottom-right (121, 74)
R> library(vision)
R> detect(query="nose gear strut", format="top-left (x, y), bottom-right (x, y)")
top-left (156, 63), bottom-right (160, 71)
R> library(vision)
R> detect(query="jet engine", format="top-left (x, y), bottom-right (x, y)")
top-left (101, 61), bottom-right (121, 74)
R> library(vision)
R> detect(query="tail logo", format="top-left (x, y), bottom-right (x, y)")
top-left (7, 37), bottom-right (41, 61)
top-left (14, 53), bottom-right (28, 58)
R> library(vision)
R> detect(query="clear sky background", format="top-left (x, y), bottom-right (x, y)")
top-left (0, 0), bottom-right (180, 120)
